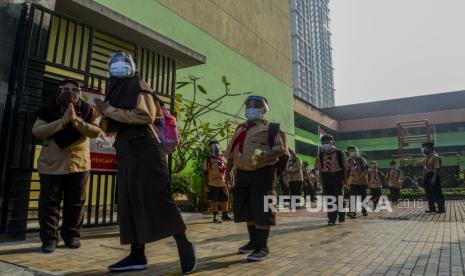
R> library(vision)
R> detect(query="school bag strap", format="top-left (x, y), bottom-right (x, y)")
top-left (268, 123), bottom-right (280, 149)
top-left (267, 123), bottom-right (289, 173)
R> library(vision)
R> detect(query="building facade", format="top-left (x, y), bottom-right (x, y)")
top-left (291, 0), bottom-right (335, 108)
top-left (294, 91), bottom-right (465, 187)
top-left (0, 0), bottom-right (295, 238)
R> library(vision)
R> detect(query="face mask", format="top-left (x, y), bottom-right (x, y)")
top-left (322, 143), bottom-right (333, 151)
top-left (109, 61), bottom-right (135, 78)
top-left (245, 108), bottom-right (263, 120)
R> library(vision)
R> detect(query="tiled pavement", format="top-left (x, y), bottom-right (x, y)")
top-left (1, 200), bottom-right (465, 275)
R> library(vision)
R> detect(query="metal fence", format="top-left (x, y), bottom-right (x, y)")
top-left (0, 3), bottom-right (177, 239)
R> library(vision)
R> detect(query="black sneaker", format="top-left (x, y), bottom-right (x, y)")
top-left (179, 242), bottom-right (197, 274)
top-left (327, 221), bottom-right (336, 226)
top-left (108, 254), bottom-right (148, 272)
top-left (41, 240), bottom-right (57, 253)
top-left (221, 213), bottom-right (233, 221)
top-left (425, 209), bottom-right (436, 213)
top-left (247, 247), bottom-right (269, 262)
top-left (436, 209), bottom-right (446, 213)
top-left (347, 212), bottom-right (357, 219)
top-left (362, 210), bottom-right (368, 216)
top-left (238, 241), bottom-right (256, 254)
top-left (338, 216), bottom-right (345, 223)
top-left (64, 238), bottom-right (81, 249)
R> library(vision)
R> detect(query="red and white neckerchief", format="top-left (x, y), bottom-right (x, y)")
top-left (208, 155), bottom-right (226, 176)
top-left (324, 154), bottom-right (332, 171)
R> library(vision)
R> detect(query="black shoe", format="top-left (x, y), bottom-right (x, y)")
top-left (425, 209), bottom-right (436, 213)
top-left (362, 210), bottom-right (368, 216)
top-left (41, 241), bottom-right (57, 253)
top-left (247, 247), bottom-right (269, 262)
top-left (213, 216), bottom-right (223, 223)
top-left (108, 254), bottom-right (148, 272)
top-left (239, 241), bottom-right (256, 254)
top-left (221, 213), bottom-right (233, 221)
top-left (64, 238), bottom-right (81, 249)
top-left (436, 209), bottom-right (446, 213)
top-left (328, 221), bottom-right (336, 226)
top-left (179, 242), bottom-right (197, 274)
top-left (338, 216), bottom-right (345, 223)
top-left (348, 212), bottom-right (357, 219)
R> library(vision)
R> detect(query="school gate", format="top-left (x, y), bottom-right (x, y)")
top-left (0, 3), bottom-right (202, 240)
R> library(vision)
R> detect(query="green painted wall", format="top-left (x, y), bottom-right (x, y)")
top-left (94, 0), bottom-right (295, 149)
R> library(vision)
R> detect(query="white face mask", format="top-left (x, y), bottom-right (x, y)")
top-left (245, 108), bottom-right (263, 120)
top-left (322, 143), bottom-right (333, 151)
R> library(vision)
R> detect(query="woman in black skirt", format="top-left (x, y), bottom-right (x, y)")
top-left (94, 51), bottom-right (196, 273)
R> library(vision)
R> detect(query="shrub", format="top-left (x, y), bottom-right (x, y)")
top-left (171, 173), bottom-right (193, 196)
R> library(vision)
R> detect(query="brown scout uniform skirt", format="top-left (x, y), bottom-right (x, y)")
top-left (114, 125), bottom-right (186, 244)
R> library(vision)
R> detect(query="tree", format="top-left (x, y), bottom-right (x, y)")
top-left (172, 75), bottom-right (250, 174)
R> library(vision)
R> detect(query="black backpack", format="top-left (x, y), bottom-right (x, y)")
top-left (268, 123), bottom-right (289, 173)
top-left (319, 149), bottom-right (344, 170)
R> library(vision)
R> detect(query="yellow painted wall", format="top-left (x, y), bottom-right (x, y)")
top-left (157, 0), bottom-right (293, 86)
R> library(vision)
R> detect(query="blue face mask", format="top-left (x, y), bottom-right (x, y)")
top-left (109, 61), bottom-right (135, 78)
top-left (245, 108), bottom-right (263, 120)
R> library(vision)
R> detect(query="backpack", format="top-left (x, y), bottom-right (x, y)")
top-left (319, 150), bottom-right (344, 170)
top-left (153, 105), bottom-right (179, 154)
top-left (268, 123), bottom-right (289, 173)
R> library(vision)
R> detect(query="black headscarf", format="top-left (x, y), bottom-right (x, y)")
top-left (36, 100), bottom-right (94, 148)
top-left (104, 73), bottom-right (152, 133)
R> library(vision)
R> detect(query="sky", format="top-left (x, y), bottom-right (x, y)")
top-left (329, 0), bottom-right (465, 106)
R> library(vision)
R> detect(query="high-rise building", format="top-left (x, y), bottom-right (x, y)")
top-left (291, 0), bottom-right (335, 108)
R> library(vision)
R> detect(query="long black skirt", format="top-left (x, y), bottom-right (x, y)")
top-left (114, 125), bottom-right (186, 245)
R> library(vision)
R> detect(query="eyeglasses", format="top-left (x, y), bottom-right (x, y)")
top-left (59, 87), bottom-right (80, 93)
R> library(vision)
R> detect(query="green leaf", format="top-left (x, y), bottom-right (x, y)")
top-left (222, 76), bottom-right (230, 86)
top-left (197, 84), bottom-right (207, 94)
top-left (176, 81), bottom-right (190, 90)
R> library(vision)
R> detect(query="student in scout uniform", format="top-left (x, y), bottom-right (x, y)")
top-left (94, 52), bottom-right (196, 273)
top-left (285, 150), bottom-right (304, 198)
top-left (302, 162), bottom-right (317, 202)
top-left (33, 79), bottom-right (102, 253)
top-left (421, 142), bottom-right (445, 213)
top-left (368, 161), bottom-right (385, 210)
top-left (225, 95), bottom-right (288, 262)
top-left (347, 145), bottom-right (369, 218)
top-left (386, 160), bottom-right (403, 204)
top-left (315, 134), bottom-right (349, 225)
top-left (203, 140), bottom-right (232, 223)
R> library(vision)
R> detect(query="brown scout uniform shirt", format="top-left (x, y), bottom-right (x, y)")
top-left (203, 156), bottom-right (227, 187)
top-left (348, 156), bottom-right (368, 185)
top-left (387, 168), bottom-right (403, 188)
top-left (368, 169), bottom-right (384, 189)
top-left (422, 152), bottom-right (442, 174)
top-left (285, 157), bottom-right (303, 182)
top-left (314, 149), bottom-right (349, 173)
top-left (32, 115), bottom-right (102, 175)
top-left (225, 119), bottom-right (288, 171)
top-left (102, 90), bottom-right (162, 131)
